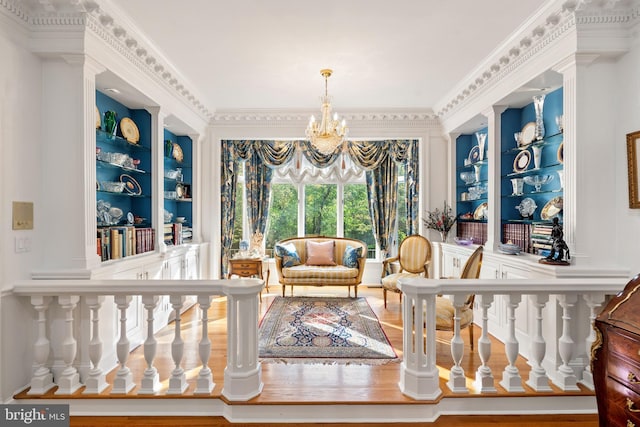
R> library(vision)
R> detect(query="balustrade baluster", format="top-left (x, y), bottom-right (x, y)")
top-left (167, 295), bottom-right (187, 394)
top-left (111, 295), bottom-right (134, 394)
top-left (194, 294), bottom-right (215, 394)
top-left (499, 294), bottom-right (524, 392)
top-left (555, 293), bottom-right (580, 391)
top-left (447, 294), bottom-right (469, 393)
top-left (55, 295), bottom-right (82, 394)
top-left (139, 295), bottom-right (160, 394)
top-left (27, 296), bottom-right (54, 395)
top-left (83, 296), bottom-right (107, 394)
top-left (526, 294), bottom-right (551, 391)
top-left (580, 293), bottom-right (605, 390)
top-left (474, 294), bottom-right (496, 393)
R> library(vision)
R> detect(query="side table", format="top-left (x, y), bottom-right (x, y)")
top-left (227, 258), bottom-right (270, 297)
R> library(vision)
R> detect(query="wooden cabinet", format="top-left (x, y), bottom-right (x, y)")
top-left (593, 274), bottom-right (640, 427)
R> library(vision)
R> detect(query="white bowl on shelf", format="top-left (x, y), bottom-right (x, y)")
top-left (176, 217), bottom-right (186, 223)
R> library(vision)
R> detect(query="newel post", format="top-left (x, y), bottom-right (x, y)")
top-left (222, 279), bottom-right (264, 401)
top-left (398, 278), bottom-right (442, 400)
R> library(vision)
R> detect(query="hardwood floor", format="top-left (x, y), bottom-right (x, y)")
top-left (17, 284), bottom-right (598, 425)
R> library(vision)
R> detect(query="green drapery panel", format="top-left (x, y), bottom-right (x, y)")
top-left (220, 140), bottom-right (239, 277)
top-left (365, 149), bottom-right (398, 261)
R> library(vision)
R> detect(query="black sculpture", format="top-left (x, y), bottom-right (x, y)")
top-left (539, 217), bottom-right (570, 265)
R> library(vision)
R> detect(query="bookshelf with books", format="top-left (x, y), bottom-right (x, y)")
top-left (163, 128), bottom-right (193, 247)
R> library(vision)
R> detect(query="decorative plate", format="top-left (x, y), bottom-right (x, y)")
top-left (557, 141), bottom-right (564, 164)
top-left (513, 149), bottom-right (531, 173)
top-left (520, 122), bottom-right (536, 148)
top-left (516, 197), bottom-right (537, 218)
top-left (120, 117), bottom-right (140, 144)
top-left (127, 212), bottom-right (134, 224)
top-left (541, 196), bottom-right (563, 220)
top-left (95, 105), bottom-right (101, 129)
top-left (473, 202), bottom-right (488, 220)
top-left (172, 142), bottom-right (184, 163)
top-left (176, 183), bottom-right (185, 199)
top-left (119, 173), bottom-right (142, 195)
top-left (468, 145), bottom-right (480, 164)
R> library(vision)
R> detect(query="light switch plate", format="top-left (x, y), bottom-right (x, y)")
top-left (12, 201), bottom-right (33, 230)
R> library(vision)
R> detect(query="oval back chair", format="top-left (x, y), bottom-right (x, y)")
top-left (381, 234), bottom-right (432, 308)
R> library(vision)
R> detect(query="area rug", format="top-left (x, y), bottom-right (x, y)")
top-left (258, 296), bottom-right (397, 364)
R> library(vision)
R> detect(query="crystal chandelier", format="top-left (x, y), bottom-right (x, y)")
top-left (306, 69), bottom-right (348, 155)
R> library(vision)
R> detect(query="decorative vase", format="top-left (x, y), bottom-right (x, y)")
top-left (557, 170), bottom-right (564, 188)
top-left (103, 111), bottom-right (117, 137)
top-left (533, 94), bottom-right (546, 141)
top-left (511, 178), bottom-right (523, 196)
top-left (532, 145), bottom-right (543, 169)
top-left (164, 140), bottom-right (173, 158)
top-left (476, 132), bottom-right (487, 161)
top-left (440, 231), bottom-right (448, 243)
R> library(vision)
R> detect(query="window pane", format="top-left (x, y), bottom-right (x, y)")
top-left (305, 184), bottom-right (337, 236)
top-left (344, 184), bottom-right (375, 258)
top-left (265, 183), bottom-right (298, 252)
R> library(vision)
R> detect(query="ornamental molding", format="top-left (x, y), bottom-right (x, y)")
top-left (435, 0), bottom-right (640, 121)
top-left (0, 0), bottom-right (211, 121)
top-left (212, 110), bottom-right (440, 130)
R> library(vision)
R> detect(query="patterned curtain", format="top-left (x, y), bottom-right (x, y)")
top-left (245, 154), bottom-right (273, 250)
top-left (220, 140), bottom-right (239, 277)
top-left (405, 140), bottom-right (419, 235)
top-left (299, 140), bottom-right (342, 168)
top-left (365, 154), bottom-right (398, 260)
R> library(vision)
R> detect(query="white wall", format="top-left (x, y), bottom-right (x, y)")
top-left (0, 26), bottom-right (45, 400)
top-left (614, 34), bottom-right (640, 274)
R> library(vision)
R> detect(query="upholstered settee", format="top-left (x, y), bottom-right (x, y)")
top-left (274, 236), bottom-right (367, 297)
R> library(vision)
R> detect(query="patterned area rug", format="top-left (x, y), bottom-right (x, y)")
top-left (258, 296), bottom-right (397, 363)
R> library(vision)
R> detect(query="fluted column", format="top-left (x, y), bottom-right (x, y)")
top-left (554, 293), bottom-right (580, 391)
top-left (580, 292), bottom-right (605, 390)
top-left (167, 295), bottom-right (187, 394)
top-left (526, 294), bottom-right (551, 391)
top-left (27, 296), bottom-right (54, 395)
top-left (447, 294), bottom-right (469, 393)
top-left (194, 295), bottom-right (215, 394)
top-left (474, 294), bottom-right (496, 393)
top-left (55, 295), bottom-right (81, 394)
top-left (111, 295), bottom-right (134, 394)
top-left (83, 296), bottom-right (107, 394)
top-left (499, 293), bottom-right (524, 392)
top-left (139, 295), bottom-right (161, 394)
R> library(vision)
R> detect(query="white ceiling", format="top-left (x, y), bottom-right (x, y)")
top-left (110, 0), bottom-right (546, 114)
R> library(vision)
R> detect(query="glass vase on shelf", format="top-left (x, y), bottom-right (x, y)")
top-left (440, 231), bottom-right (449, 243)
top-left (103, 111), bottom-right (117, 137)
top-left (533, 94), bottom-right (546, 141)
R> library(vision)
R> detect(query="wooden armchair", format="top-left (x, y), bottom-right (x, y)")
top-left (435, 245), bottom-right (483, 351)
top-left (381, 235), bottom-right (432, 308)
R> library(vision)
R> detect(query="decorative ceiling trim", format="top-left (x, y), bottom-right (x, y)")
top-left (435, 0), bottom-right (640, 121)
top-left (0, 0), bottom-right (211, 121)
top-left (211, 110), bottom-right (440, 129)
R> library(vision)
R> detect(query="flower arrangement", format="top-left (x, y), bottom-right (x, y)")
top-left (423, 201), bottom-right (457, 241)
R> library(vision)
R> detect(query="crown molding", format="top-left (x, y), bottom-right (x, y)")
top-left (211, 109), bottom-right (440, 130)
top-left (0, 0), bottom-right (211, 121)
top-left (435, 0), bottom-right (640, 122)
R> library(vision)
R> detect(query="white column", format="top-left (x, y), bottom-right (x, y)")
top-left (399, 293), bottom-right (441, 400)
top-left (447, 294), bottom-right (469, 393)
top-left (526, 294), bottom-right (551, 391)
top-left (167, 295), bottom-right (188, 394)
top-left (83, 296), bottom-right (107, 394)
top-left (499, 293), bottom-right (524, 392)
top-left (474, 294), bottom-right (496, 393)
top-left (139, 295), bottom-right (161, 394)
top-left (189, 133), bottom-right (203, 243)
top-left (27, 296), bottom-right (55, 395)
top-left (580, 292), bottom-right (605, 390)
top-left (194, 295), bottom-right (215, 395)
top-left (146, 106), bottom-right (166, 253)
top-left (554, 293), bottom-right (580, 391)
top-left (222, 288), bottom-right (263, 400)
top-left (55, 296), bottom-right (82, 395)
top-left (111, 295), bottom-right (134, 394)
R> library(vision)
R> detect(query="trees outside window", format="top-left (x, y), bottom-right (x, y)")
top-left (265, 183), bottom-right (298, 251)
top-left (304, 184), bottom-right (337, 236)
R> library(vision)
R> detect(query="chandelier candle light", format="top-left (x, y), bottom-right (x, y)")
top-left (306, 69), bottom-right (348, 155)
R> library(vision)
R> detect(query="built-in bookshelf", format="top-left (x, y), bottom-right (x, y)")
top-left (456, 128), bottom-right (488, 244)
top-left (95, 90), bottom-right (155, 261)
top-left (163, 129), bottom-right (193, 245)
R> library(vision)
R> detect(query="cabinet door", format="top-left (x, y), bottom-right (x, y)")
top-left (441, 252), bottom-right (460, 278)
top-left (163, 256), bottom-right (183, 280)
top-left (184, 249), bottom-right (199, 280)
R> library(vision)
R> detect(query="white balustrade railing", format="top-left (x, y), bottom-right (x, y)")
top-left (13, 276), bottom-right (626, 403)
top-left (397, 277), bottom-right (625, 400)
top-left (12, 278), bottom-right (264, 401)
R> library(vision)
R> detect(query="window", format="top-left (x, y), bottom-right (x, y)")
top-left (344, 183), bottom-right (376, 258)
top-left (265, 183), bottom-right (298, 251)
top-left (304, 184), bottom-right (337, 236)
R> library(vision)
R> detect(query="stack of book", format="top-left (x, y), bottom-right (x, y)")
top-left (163, 223), bottom-right (184, 246)
top-left (502, 222), bottom-right (531, 253)
top-left (530, 223), bottom-right (554, 254)
top-left (181, 226), bottom-right (192, 243)
top-left (457, 222), bottom-right (487, 245)
top-left (97, 226), bottom-right (155, 261)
